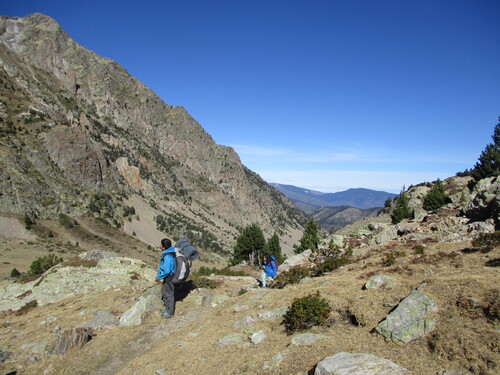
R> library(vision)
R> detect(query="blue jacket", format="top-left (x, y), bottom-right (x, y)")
top-left (157, 247), bottom-right (176, 280)
top-left (263, 256), bottom-right (277, 277)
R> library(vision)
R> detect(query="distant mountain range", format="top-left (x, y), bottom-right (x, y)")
top-left (269, 183), bottom-right (396, 231)
top-left (269, 183), bottom-right (396, 210)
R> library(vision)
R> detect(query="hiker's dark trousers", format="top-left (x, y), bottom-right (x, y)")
top-left (161, 275), bottom-right (175, 316)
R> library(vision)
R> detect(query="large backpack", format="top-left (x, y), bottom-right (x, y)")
top-left (168, 248), bottom-right (190, 285)
top-left (270, 256), bottom-right (279, 273)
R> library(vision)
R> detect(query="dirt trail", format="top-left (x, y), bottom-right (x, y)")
top-left (93, 306), bottom-right (205, 375)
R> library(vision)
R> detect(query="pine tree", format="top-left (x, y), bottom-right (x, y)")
top-left (471, 120), bottom-right (500, 181)
top-left (423, 179), bottom-right (448, 211)
top-left (295, 219), bottom-right (320, 254)
top-left (231, 223), bottom-right (266, 266)
top-left (391, 187), bottom-right (414, 224)
top-left (264, 232), bottom-right (283, 263)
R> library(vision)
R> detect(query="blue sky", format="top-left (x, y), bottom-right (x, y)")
top-left (2, 1), bottom-right (499, 193)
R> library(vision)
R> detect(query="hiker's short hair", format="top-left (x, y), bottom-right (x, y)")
top-left (161, 238), bottom-right (172, 249)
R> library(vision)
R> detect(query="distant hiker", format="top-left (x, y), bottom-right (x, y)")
top-left (155, 238), bottom-right (176, 319)
top-left (261, 254), bottom-right (277, 288)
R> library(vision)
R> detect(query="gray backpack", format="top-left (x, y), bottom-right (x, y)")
top-left (169, 248), bottom-right (190, 285)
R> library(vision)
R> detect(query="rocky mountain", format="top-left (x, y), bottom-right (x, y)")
top-left (269, 183), bottom-right (396, 209)
top-left (309, 205), bottom-right (381, 232)
top-left (0, 13), bottom-right (306, 256)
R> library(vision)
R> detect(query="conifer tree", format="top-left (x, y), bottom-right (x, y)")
top-left (391, 186), bottom-right (414, 224)
top-left (231, 223), bottom-right (265, 266)
top-left (295, 219), bottom-right (320, 253)
top-left (423, 179), bottom-right (448, 211)
top-left (264, 232), bottom-right (283, 263)
top-left (471, 120), bottom-right (500, 181)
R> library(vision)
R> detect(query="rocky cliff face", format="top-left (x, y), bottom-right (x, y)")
top-left (0, 13), bottom-right (305, 253)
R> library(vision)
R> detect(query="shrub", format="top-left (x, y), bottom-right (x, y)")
top-left (194, 266), bottom-right (247, 277)
top-left (472, 231), bottom-right (500, 252)
top-left (238, 288), bottom-right (248, 296)
top-left (47, 231), bottom-right (54, 238)
top-left (59, 213), bottom-right (74, 229)
top-left (23, 214), bottom-right (35, 230)
top-left (316, 255), bottom-right (349, 274)
top-left (123, 206), bottom-right (136, 217)
top-left (414, 245), bottom-right (426, 255)
top-left (189, 275), bottom-right (219, 289)
top-left (471, 121), bottom-right (500, 181)
top-left (29, 254), bottom-right (63, 276)
top-left (272, 266), bottom-right (312, 289)
top-left (10, 268), bottom-right (21, 278)
top-left (62, 258), bottom-right (98, 268)
top-left (282, 291), bottom-right (332, 333)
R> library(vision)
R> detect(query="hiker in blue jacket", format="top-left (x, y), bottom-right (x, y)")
top-left (261, 254), bottom-right (277, 288)
top-left (155, 238), bottom-right (176, 319)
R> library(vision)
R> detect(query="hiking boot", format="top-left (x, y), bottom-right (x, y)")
top-left (162, 311), bottom-right (173, 319)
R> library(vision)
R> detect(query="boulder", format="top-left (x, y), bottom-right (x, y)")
top-left (49, 327), bottom-right (93, 355)
top-left (373, 227), bottom-right (397, 245)
top-left (314, 352), bottom-right (409, 374)
top-left (364, 275), bottom-right (398, 290)
top-left (375, 290), bottom-right (438, 343)
top-left (250, 330), bottom-right (267, 344)
top-left (256, 306), bottom-right (288, 321)
top-left (119, 285), bottom-right (163, 327)
top-left (466, 176), bottom-right (500, 227)
top-left (279, 249), bottom-right (313, 272)
top-left (77, 310), bottom-right (118, 330)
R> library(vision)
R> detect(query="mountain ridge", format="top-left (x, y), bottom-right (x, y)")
top-left (0, 13), bottom-right (306, 255)
top-left (269, 183), bottom-right (396, 209)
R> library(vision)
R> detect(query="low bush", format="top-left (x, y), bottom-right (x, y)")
top-left (414, 245), bottom-right (426, 255)
top-left (29, 254), bottom-right (63, 276)
top-left (316, 255), bottom-right (349, 274)
top-left (193, 266), bottom-right (247, 277)
top-left (282, 291), bottom-right (332, 333)
top-left (10, 268), bottom-right (21, 278)
top-left (189, 274), bottom-right (220, 289)
top-left (62, 258), bottom-right (98, 268)
top-left (472, 231), bottom-right (500, 252)
top-left (272, 266), bottom-right (312, 289)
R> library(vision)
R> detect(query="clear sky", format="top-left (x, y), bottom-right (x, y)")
top-left (2, 0), bottom-right (499, 193)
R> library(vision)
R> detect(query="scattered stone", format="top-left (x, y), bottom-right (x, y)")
top-left (0, 349), bottom-right (13, 362)
top-left (424, 269), bottom-right (433, 275)
top-left (78, 310), bottom-right (118, 330)
top-left (438, 371), bottom-right (467, 375)
top-left (234, 315), bottom-right (255, 328)
top-left (250, 330), bottom-right (267, 344)
top-left (21, 341), bottom-right (47, 355)
top-left (49, 327), bottom-right (93, 355)
top-left (364, 275), bottom-right (397, 289)
top-left (215, 333), bottom-right (247, 346)
top-left (155, 368), bottom-right (166, 375)
top-left (256, 306), bottom-right (288, 321)
top-left (79, 250), bottom-right (118, 261)
top-left (373, 227), bottom-right (398, 245)
top-left (375, 290), bottom-right (438, 343)
top-left (233, 304), bottom-right (249, 312)
top-left (314, 352), bottom-right (409, 374)
top-left (299, 277), bottom-right (312, 285)
top-left (291, 333), bottom-right (327, 346)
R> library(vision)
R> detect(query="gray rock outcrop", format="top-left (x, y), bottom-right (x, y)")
top-left (314, 352), bottom-right (409, 374)
top-left (375, 290), bottom-right (438, 343)
top-left (49, 327), bottom-right (93, 355)
top-left (364, 275), bottom-right (398, 289)
top-left (279, 250), bottom-right (313, 272)
top-left (119, 285), bottom-right (163, 326)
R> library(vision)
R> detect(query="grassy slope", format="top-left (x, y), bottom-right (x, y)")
top-left (1, 236), bottom-right (498, 375)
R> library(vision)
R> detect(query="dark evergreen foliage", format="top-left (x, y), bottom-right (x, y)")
top-left (29, 254), bottom-right (63, 276)
top-left (282, 291), bottom-right (332, 333)
top-left (295, 219), bottom-right (320, 253)
top-left (230, 223), bottom-right (266, 266)
top-left (391, 187), bottom-right (414, 224)
top-left (264, 232), bottom-right (283, 263)
top-left (471, 121), bottom-right (500, 181)
top-left (423, 179), bottom-right (449, 211)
